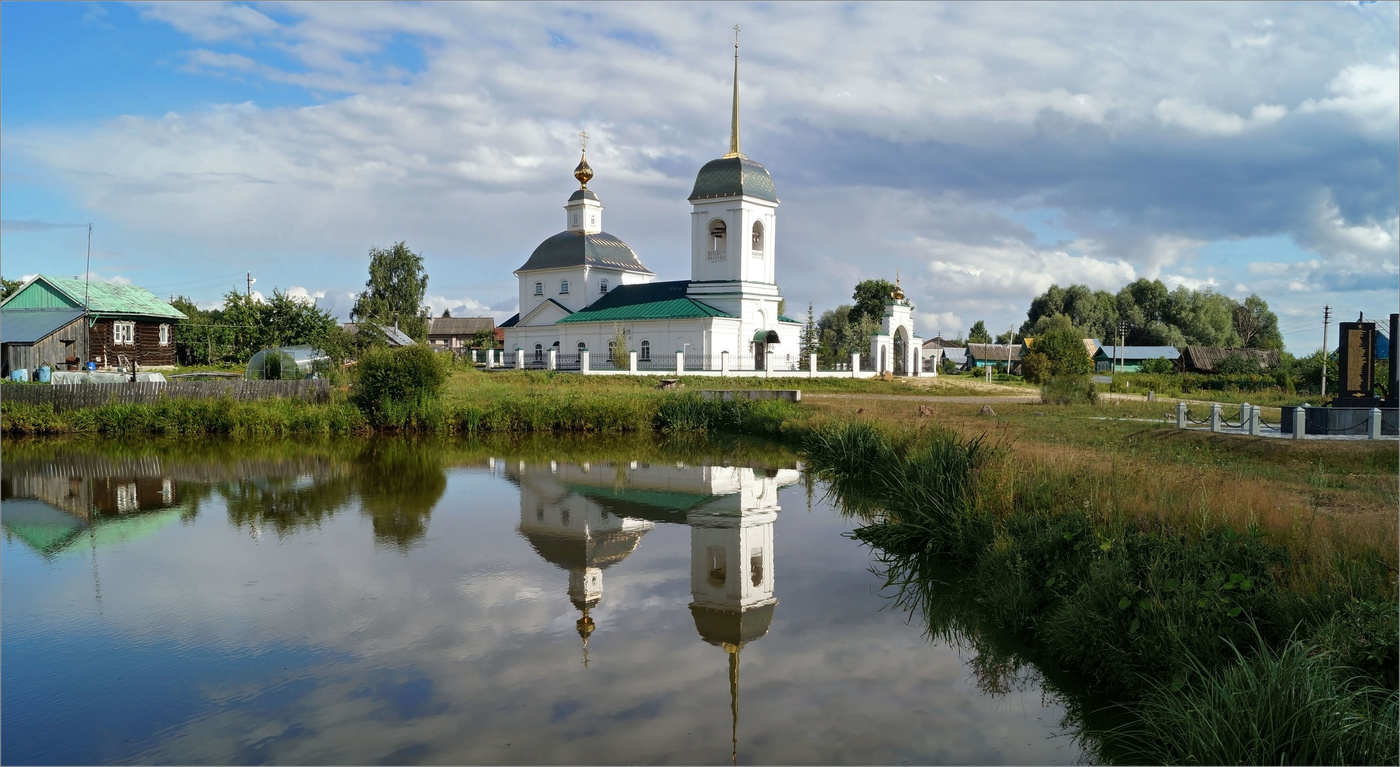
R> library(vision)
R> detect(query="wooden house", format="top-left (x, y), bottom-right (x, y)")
top-left (0, 275), bottom-right (186, 370)
top-left (1093, 345), bottom-right (1181, 373)
top-left (427, 316), bottom-right (495, 351)
top-left (1182, 346), bottom-right (1281, 374)
top-left (966, 343), bottom-right (1023, 373)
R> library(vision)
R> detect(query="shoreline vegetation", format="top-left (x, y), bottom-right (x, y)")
top-left (3, 352), bottom-right (1396, 764)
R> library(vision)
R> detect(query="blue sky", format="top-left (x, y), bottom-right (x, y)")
top-left (3, 1), bottom-right (1396, 352)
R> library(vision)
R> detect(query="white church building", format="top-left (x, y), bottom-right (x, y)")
top-left (500, 41), bottom-right (924, 377)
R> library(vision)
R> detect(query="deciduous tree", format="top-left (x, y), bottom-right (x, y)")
top-left (351, 242), bottom-right (430, 342)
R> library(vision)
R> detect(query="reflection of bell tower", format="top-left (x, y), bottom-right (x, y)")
top-left (512, 461), bottom-right (653, 667)
top-left (687, 467), bottom-right (781, 764)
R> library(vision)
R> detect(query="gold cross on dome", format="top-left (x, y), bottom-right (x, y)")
top-left (580, 130), bottom-right (588, 155)
top-left (734, 23), bottom-right (740, 47)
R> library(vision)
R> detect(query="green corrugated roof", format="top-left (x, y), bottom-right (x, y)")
top-left (2, 276), bottom-right (185, 319)
top-left (778, 315), bottom-right (797, 323)
top-left (557, 280), bottom-right (733, 324)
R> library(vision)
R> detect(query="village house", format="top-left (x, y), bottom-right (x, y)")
top-left (1093, 344), bottom-right (1181, 373)
top-left (0, 275), bottom-right (185, 373)
top-left (427, 316), bottom-right (495, 352)
top-left (1182, 346), bottom-right (1281, 374)
top-left (966, 343), bottom-right (1023, 373)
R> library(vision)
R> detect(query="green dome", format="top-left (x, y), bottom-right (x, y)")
top-left (517, 231), bottom-right (653, 275)
top-left (688, 156), bottom-right (778, 203)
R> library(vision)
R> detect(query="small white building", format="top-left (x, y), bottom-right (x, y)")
top-left (502, 46), bottom-right (802, 372)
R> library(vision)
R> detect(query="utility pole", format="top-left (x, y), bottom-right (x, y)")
top-left (246, 272), bottom-right (256, 298)
top-left (1321, 305), bottom-right (1331, 397)
top-left (1007, 326), bottom-right (1014, 376)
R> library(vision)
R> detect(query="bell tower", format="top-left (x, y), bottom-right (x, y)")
top-left (564, 131), bottom-right (603, 234)
top-left (686, 26), bottom-right (782, 318)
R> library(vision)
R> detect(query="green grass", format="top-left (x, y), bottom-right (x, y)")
top-left (804, 417), bottom-right (1398, 764)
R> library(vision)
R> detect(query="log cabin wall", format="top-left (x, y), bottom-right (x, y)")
top-left (89, 317), bottom-right (178, 369)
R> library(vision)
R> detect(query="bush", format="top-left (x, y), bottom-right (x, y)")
top-left (1034, 315), bottom-right (1093, 377)
top-left (1139, 356), bottom-right (1175, 375)
top-left (1041, 374), bottom-right (1097, 405)
top-left (353, 345), bottom-right (449, 421)
top-left (1020, 350), bottom-right (1050, 384)
top-left (1217, 352), bottom-right (1264, 375)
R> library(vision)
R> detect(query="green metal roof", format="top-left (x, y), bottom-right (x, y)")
top-left (778, 315), bottom-right (797, 323)
top-left (688, 156), bottom-right (779, 203)
top-left (557, 280), bottom-right (732, 324)
top-left (516, 231), bottom-right (653, 275)
top-left (0, 275), bottom-right (185, 319)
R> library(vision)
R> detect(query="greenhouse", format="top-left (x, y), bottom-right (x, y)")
top-left (244, 345), bottom-right (328, 380)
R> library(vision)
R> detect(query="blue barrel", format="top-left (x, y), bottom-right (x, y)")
top-left (87, 361), bottom-right (97, 371)
top-left (37, 365), bottom-right (51, 383)
top-left (10, 369), bottom-right (28, 382)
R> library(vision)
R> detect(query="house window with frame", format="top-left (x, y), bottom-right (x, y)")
top-left (577, 341), bottom-right (586, 353)
top-left (113, 321), bottom-right (135, 346)
top-left (559, 280), bottom-right (570, 294)
top-left (534, 282), bottom-right (543, 296)
top-left (599, 278), bottom-right (609, 294)
top-left (534, 343), bottom-right (543, 362)
top-left (640, 340), bottom-right (651, 361)
top-left (158, 324), bottom-right (171, 346)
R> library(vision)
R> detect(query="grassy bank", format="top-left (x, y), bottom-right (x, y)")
top-left (803, 418), bottom-right (1398, 764)
top-left (0, 388), bottom-right (802, 438)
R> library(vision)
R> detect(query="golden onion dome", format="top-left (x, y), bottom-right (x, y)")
top-left (574, 155), bottom-right (593, 189)
top-left (892, 268), bottom-right (905, 300)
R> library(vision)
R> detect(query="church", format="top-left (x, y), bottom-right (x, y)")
top-left (500, 39), bottom-right (804, 373)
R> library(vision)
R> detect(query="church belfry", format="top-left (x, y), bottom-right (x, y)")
top-left (686, 28), bottom-right (782, 319)
top-left (564, 131), bottom-right (603, 235)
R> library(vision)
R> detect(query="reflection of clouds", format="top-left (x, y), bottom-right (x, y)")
top-left (5, 460), bottom-right (1083, 765)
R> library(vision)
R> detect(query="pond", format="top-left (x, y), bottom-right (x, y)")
top-left (2, 435), bottom-right (1101, 765)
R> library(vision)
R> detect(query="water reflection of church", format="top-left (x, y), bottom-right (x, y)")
top-left (501, 457), bottom-right (801, 759)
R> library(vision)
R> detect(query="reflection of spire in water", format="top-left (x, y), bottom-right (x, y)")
top-left (727, 643), bottom-right (739, 765)
top-left (577, 607), bottom-right (595, 668)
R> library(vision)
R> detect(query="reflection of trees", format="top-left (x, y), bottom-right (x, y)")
top-left (353, 440), bottom-right (447, 550)
top-left (221, 476), bottom-right (358, 539)
top-left (872, 550), bottom-right (1129, 764)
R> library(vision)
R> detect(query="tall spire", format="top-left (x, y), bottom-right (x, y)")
top-left (725, 24), bottom-right (745, 159)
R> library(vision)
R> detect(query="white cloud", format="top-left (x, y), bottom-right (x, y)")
top-left (1298, 62), bottom-right (1400, 134)
top-left (1154, 98), bottom-right (1286, 135)
top-left (284, 286), bottom-right (327, 306)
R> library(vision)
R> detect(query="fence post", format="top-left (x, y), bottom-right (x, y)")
top-left (580, 349), bottom-right (590, 374)
top-left (515, 349), bottom-right (525, 370)
top-left (629, 350), bottom-right (638, 375)
top-left (1249, 405), bottom-right (1262, 436)
top-left (809, 352), bottom-right (817, 377)
top-left (851, 352), bottom-right (860, 378)
top-left (1209, 403), bottom-right (1222, 433)
top-left (548, 348), bottom-right (557, 371)
top-left (1293, 405), bottom-right (1306, 440)
top-left (1177, 400), bottom-right (1187, 429)
top-left (1369, 408), bottom-right (1382, 440)
top-left (721, 350), bottom-right (729, 376)
top-left (1240, 402), bottom-right (1250, 426)
top-left (675, 350), bottom-right (684, 377)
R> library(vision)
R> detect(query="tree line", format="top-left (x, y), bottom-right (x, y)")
top-left (172, 242), bottom-right (431, 365)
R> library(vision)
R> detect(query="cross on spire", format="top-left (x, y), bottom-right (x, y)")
top-left (580, 129), bottom-right (588, 156)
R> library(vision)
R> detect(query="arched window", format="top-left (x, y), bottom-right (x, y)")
top-left (571, 213), bottom-right (579, 227)
top-left (708, 219), bottom-right (727, 256)
top-left (559, 279), bottom-right (569, 294)
top-left (599, 278), bottom-right (609, 294)
top-left (577, 341), bottom-right (586, 353)
top-left (707, 545), bottom-right (727, 589)
top-left (534, 282), bottom-right (543, 296)
top-left (751, 220), bottom-right (764, 254)
top-left (533, 343), bottom-right (543, 361)
top-left (552, 340), bottom-right (560, 351)
top-left (640, 340), bottom-right (651, 361)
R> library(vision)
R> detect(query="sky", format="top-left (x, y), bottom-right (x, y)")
top-left (2, 1), bottom-right (1397, 353)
